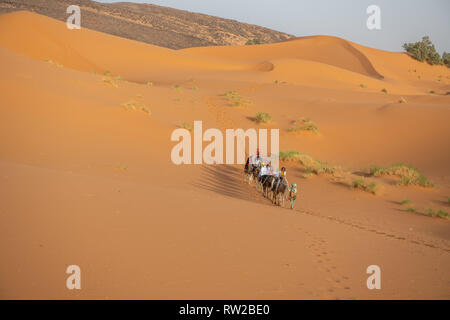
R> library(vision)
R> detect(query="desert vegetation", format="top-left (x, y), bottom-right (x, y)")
top-left (245, 38), bottom-right (263, 45)
top-left (254, 112), bottom-right (272, 124)
top-left (221, 90), bottom-right (251, 107)
top-left (179, 122), bottom-right (193, 131)
top-left (350, 179), bottom-right (378, 195)
top-left (121, 100), bottom-right (151, 115)
top-left (288, 117), bottom-right (319, 134)
top-left (279, 151), bottom-right (337, 176)
top-left (366, 163), bottom-right (433, 187)
top-left (403, 36), bottom-right (448, 67)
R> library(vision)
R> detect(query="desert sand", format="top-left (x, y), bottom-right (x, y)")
top-left (0, 11), bottom-right (449, 299)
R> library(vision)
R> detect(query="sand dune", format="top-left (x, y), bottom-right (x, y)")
top-left (185, 35), bottom-right (384, 79)
top-left (0, 11), bottom-right (252, 83)
top-left (2, 11), bottom-right (449, 93)
top-left (0, 11), bottom-right (449, 299)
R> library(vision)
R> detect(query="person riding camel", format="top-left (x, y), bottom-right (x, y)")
top-left (288, 183), bottom-right (298, 210)
top-left (275, 166), bottom-right (288, 191)
top-left (254, 148), bottom-right (262, 167)
top-left (259, 162), bottom-right (270, 184)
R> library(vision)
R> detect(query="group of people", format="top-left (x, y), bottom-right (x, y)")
top-left (245, 149), bottom-right (298, 209)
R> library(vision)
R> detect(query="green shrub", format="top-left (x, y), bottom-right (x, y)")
top-left (245, 38), bottom-right (263, 45)
top-left (221, 90), bottom-right (251, 107)
top-left (443, 52), bottom-right (450, 68)
top-left (351, 179), bottom-right (378, 195)
top-left (406, 207), bottom-right (416, 212)
top-left (255, 112), bottom-right (272, 123)
top-left (367, 163), bottom-right (433, 187)
top-left (179, 122), bottom-right (193, 131)
top-left (437, 209), bottom-right (449, 219)
top-left (402, 36), bottom-right (443, 65)
top-left (288, 124), bottom-right (319, 134)
top-left (279, 151), bottom-right (301, 161)
top-left (278, 151), bottom-right (338, 176)
top-left (400, 199), bottom-right (410, 205)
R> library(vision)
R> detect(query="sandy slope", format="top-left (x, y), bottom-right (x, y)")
top-left (0, 11), bottom-right (449, 299)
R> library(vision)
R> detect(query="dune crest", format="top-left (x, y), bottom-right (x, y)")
top-left (0, 11), bottom-right (251, 82)
top-left (184, 35), bottom-right (385, 79)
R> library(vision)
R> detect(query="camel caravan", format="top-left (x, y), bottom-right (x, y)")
top-left (244, 149), bottom-right (298, 209)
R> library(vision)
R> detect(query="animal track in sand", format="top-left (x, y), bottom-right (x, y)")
top-left (297, 208), bottom-right (450, 253)
top-left (303, 231), bottom-right (353, 297)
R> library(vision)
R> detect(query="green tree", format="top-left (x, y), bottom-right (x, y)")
top-left (442, 52), bottom-right (450, 68)
top-left (402, 36), bottom-right (443, 65)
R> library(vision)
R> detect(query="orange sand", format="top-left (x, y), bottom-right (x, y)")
top-left (0, 11), bottom-right (449, 299)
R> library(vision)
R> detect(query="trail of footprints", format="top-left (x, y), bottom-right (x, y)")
top-left (298, 208), bottom-right (450, 253)
top-left (237, 173), bottom-right (449, 298)
top-left (303, 230), bottom-right (353, 298)
top-left (238, 173), bottom-right (450, 253)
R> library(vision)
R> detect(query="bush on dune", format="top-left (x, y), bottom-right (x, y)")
top-left (437, 209), bottom-right (449, 219)
top-left (279, 151), bottom-right (301, 161)
top-left (423, 208), bottom-right (448, 219)
top-left (179, 122), bottom-right (193, 131)
top-left (288, 124), bottom-right (319, 134)
top-left (121, 101), bottom-right (150, 114)
top-left (443, 52), bottom-right (450, 68)
top-left (221, 90), bottom-right (251, 107)
top-left (279, 151), bottom-right (336, 176)
top-left (402, 36), bottom-right (444, 66)
top-left (367, 163), bottom-right (433, 188)
top-left (288, 117), bottom-right (319, 134)
top-left (351, 179), bottom-right (378, 195)
top-left (254, 112), bottom-right (272, 124)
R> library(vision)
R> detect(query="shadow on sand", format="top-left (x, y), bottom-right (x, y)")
top-left (190, 164), bottom-right (260, 203)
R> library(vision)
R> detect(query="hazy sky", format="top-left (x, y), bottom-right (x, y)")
top-left (97, 0), bottom-right (450, 53)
